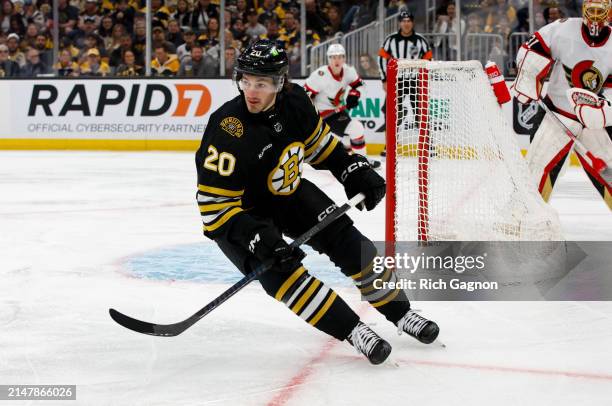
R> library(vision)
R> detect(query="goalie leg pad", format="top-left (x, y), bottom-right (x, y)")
top-left (512, 46), bottom-right (553, 104)
top-left (526, 112), bottom-right (582, 200)
top-left (577, 128), bottom-right (612, 209)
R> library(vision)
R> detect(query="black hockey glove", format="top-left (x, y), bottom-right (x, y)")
top-left (345, 89), bottom-right (361, 109)
top-left (341, 154), bottom-right (385, 211)
top-left (247, 226), bottom-right (306, 273)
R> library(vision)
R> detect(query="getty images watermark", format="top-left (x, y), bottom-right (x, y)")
top-left (361, 241), bottom-right (612, 301)
top-left (371, 251), bottom-right (497, 292)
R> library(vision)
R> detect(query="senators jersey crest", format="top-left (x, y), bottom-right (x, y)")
top-left (563, 60), bottom-right (605, 93)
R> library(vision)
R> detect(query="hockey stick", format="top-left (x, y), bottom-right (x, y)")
top-left (320, 104), bottom-right (348, 119)
top-left (538, 101), bottom-right (611, 185)
top-left (109, 193), bottom-right (366, 337)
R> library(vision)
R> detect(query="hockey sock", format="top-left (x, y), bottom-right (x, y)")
top-left (264, 266), bottom-right (359, 340)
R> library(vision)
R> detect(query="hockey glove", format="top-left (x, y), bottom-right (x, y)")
top-left (345, 89), bottom-right (361, 109)
top-left (341, 154), bottom-right (385, 211)
top-left (247, 226), bottom-right (305, 273)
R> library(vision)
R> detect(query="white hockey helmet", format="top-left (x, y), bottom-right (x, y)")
top-left (583, 0), bottom-right (611, 36)
top-left (326, 43), bottom-right (346, 59)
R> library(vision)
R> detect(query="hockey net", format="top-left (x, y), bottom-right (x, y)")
top-left (385, 60), bottom-right (563, 241)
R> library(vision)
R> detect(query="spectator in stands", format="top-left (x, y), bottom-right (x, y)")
top-left (34, 33), bottom-right (52, 66)
top-left (173, 0), bottom-right (192, 29)
top-left (324, 4), bottom-right (342, 37)
top-left (57, 0), bottom-right (79, 35)
top-left (69, 16), bottom-right (98, 49)
top-left (132, 18), bottom-right (147, 56)
top-left (80, 47), bottom-right (110, 76)
top-left (0, 0), bottom-right (13, 34)
top-left (257, 0), bottom-right (285, 25)
top-left (224, 46), bottom-right (237, 77)
top-left (512, 7), bottom-right (529, 34)
top-left (198, 16), bottom-right (219, 52)
top-left (487, 36), bottom-right (507, 73)
top-left (106, 23), bottom-right (126, 54)
top-left (23, 0), bottom-right (46, 33)
top-left (281, 11), bottom-right (320, 52)
top-left (495, 15), bottom-right (512, 39)
top-left (53, 48), bottom-right (79, 76)
top-left (20, 47), bottom-right (50, 76)
top-left (482, 0), bottom-right (516, 32)
top-left (80, 0), bottom-right (102, 27)
top-left (23, 22), bottom-right (39, 48)
top-left (305, 0), bottom-right (328, 38)
top-left (111, 0), bottom-right (135, 34)
top-left (110, 33), bottom-right (140, 67)
top-left (344, 0), bottom-right (377, 31)
top-left (230, 17), bottom-right (250, 49)
top-left (152, 0), bottom-right (172, 28)
top-left (98, 15), bottom-right (114, 49)
top-left (358, 53), bottom-right (378, 78)
top-left (235, 0), bottom-right (248, 18)
top-left (115, 49), bottom-right (143, 75)
top-left (260, 16), bottom-right (282, 42)
top-left (9, 13), bottom-right (26, 37)
top-left (543, 6), bottom-right (562, 24)
top-left (176, 26), bottom-right (196, 61)
top-left (6, 33), bottom-right (25, 67)
top-left (434, 1), bottom-right (465, 60)
top-left (0, 43), bottom-right (20, 76)
top-left (166, 19), bottom-right (184, 48)
top-left (192, 0), bottom-right (219, 33)
top-left (244, 8), bottom-right (266, 40)
top-left (151, 44), bottom-right (179, 76)
top-left (152, 25), bottom-right (177, 53)
top-left (178, 43), bottom-right (215, 76)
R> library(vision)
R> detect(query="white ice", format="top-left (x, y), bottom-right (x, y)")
top-left (0, 151), bottom-right (611, 406)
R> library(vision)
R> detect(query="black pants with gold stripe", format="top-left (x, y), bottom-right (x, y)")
top-left (216, 179), bottom-right (411, 341)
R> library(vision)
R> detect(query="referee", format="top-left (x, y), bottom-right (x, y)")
top-left (378, 10), bottom-right (432, 155)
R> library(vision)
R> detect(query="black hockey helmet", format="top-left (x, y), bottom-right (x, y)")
top-left (235, 39), bottom-right (289, 78)
top-left (398, 9), bottom-right (414, 21)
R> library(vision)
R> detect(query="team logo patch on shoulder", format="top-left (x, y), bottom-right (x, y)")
top-left (220, 117), bottom-right (244, 138)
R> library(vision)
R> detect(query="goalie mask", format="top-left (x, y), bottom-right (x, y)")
top-left (583, 0), bottom-right (611, 36)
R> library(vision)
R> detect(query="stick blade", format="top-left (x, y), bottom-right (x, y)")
top-left (109, 308), bottom-right (181, 337)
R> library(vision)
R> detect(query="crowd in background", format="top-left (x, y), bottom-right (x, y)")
top-left (0, 0), bottom-right (584, 78)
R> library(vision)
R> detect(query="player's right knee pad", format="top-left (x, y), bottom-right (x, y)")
top-left (526, 112), bottom-right (582, 200)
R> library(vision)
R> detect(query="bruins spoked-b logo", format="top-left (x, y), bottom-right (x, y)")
top-left (220, 117), bottom-right (244, 138)
top-left (564, 60), bottom-right (604, 93)
top-left (268, 142), bottom-right (304, 195)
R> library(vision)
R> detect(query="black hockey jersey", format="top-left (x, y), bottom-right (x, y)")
top-left (195, 84), bottom-right (353, 242)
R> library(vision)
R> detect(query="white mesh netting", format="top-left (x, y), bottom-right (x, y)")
top-left (390, 60), bottom-right (563, 241)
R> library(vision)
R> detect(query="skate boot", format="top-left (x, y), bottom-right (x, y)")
top-left (346, 322), bottom-right (392, 365)
top-left (396, 309), bottom-right (439, 344)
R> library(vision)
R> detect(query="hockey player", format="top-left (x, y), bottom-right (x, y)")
top-left (195, 39), bottom-right (439, 365)
top-left (512, 0), bottom-right (611, 209)
top-left (304, 44), bottom-right (381, 168)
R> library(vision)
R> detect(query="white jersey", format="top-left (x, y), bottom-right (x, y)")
top-left (535, 18), bottom-right (612, 115)
top-left (304, 64), bottom-right (363, 115)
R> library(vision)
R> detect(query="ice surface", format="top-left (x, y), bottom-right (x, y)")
top-left (0, 151), bottom-right (611, 406)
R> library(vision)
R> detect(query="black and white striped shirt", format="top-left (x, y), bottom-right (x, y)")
top-left (378, 30), bottom-right (432, 82)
